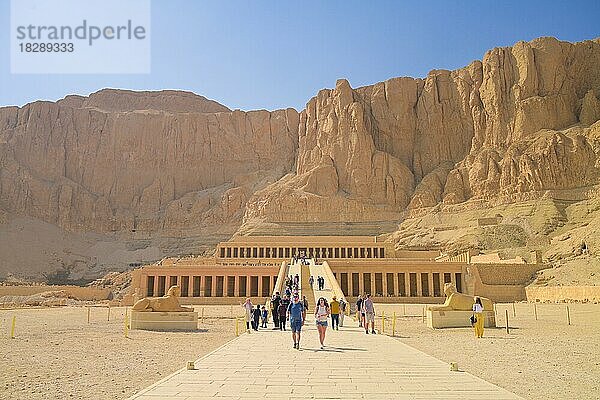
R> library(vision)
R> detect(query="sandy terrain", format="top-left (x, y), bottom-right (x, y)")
top-left (373, 302), bottom-right (600, 400)
top-left (1, 303), bottom-right (599, 400)
top-left (0, 305), bottom-right (239, 400)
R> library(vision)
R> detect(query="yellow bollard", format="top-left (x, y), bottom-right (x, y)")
top-left (10, 316), bottom-right (16, 339)
top-left (566, 305), bottom-right (571, 325)
top-left (513, 302), bottom-right (516, 317)
top-left (534, 303), bottom-right (538, 321)
top-left (124, 315), bottom-right (129, 338)
top-left (381, 311), bottom-right (385, 334)
top-left (201, 307), bottom-right (205, 323)
top-left (235, 317), bottom-right (239, 337)
top-left (422, 306), bottom-right (425, 323)
top-left (392, 312), bottom-right (396, 337)
top-left (107, 305), bottom-right (111, 321)
top-left (87, 307), bottom-right (90, 324)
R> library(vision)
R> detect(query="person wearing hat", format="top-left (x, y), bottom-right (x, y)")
top-left (287, 293), bottom-right (306, 349)
top-left (330, 296), bottom-right (340, 330)
top-left (339, 297), bottom-right (346, 327)
top-left (241, 298), bottom-right (253, 332)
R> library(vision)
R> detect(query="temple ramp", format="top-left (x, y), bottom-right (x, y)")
top-left (130, 314), bottom-right (522, 400)
top-left (272, 261), bottom-right (290, 297)
top-left (308, 260), bottom-right (347, 305)
top-left (299, 261), bottom-right (315, 310)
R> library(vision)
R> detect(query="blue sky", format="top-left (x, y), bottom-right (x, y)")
top-left (1, 0), bottom-right (599, 111)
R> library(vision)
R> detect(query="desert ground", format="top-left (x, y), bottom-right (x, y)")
top-left (374, 302), bottom-right (600, 400)
top-left (0, 306), bottom-right (239, 400)
top-left (1, 303), bottom-right (599, 400)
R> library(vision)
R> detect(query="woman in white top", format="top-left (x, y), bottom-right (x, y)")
top-left (472, 297), bottom-right (484, 338)
top-left (314, 297), bottom-right (330, 349)
top-left (241, 298), bottom-right (253, 331)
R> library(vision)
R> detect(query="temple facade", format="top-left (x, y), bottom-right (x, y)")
top-left (129, 236), bottom-right (544, 303)
top-left (215, 235), bottom-right (393, 261)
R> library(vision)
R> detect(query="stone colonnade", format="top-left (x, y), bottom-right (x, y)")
top-left (331, 268), bottom-right (464, 298)
top-left (218, 245), bottom-right (386, 260)
top-left (140, 270), bottom-right (279, 298)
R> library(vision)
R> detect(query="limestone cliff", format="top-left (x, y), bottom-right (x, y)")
top-left (244, 37), bottom-right (600, 226)
top-left (2, 37), bottom-right (600, 280)
top-left (0, 89), bottom-right (299, 237)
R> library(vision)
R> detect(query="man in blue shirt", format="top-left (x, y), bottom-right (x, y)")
top-left (287, 294), bottom-right (306, 349)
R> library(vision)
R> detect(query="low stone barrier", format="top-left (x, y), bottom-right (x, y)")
top-left (427, 309), bottom-right (496, 329)
top-left (130, 311), bottom-right (198, 331)
top-left (526, 286), bottom-right (600, 302)
top-left (0, 285), bottom-right (111, 301)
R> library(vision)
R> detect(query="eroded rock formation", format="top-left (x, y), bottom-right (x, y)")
top-left (1, 37), bottom-right (600, 279)
top-left (246, 37), bottom-right (600, 226)
top-left (0, 90), bottom-right (299, 236)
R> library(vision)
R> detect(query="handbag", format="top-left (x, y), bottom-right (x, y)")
top-left (470, 314), bottom-right (477, 325)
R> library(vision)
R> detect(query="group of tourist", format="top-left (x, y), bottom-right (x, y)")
top-left (241, 292), bottom-right (350, 350)
top-left (244, 291), bottom-right (487, 347)
top-left (355, 294), bottom-right (376, 334)
top-left (284, 274), bottom-right (300, 296)
top-left (308, 275), bottom-right (326, 290)
top-left (269, 290), bottom-right (310, 331)
top-left (241, 298), bottom-right (269, 331)
top-left (292, 254), bottom-right (311, 265)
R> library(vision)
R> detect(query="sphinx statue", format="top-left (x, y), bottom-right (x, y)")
top-left (428, 283), bottom-right (493, 311)
top-left (132, 285), bottom-right (193, 312)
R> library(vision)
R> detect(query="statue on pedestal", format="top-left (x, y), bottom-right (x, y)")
top-left (428, 283), bottom-right (493, 311)
top-left (132, 285), bottom-right (193, 312)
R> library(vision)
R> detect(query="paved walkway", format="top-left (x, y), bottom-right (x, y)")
top-left (129, 320), bottom-right (521, 400)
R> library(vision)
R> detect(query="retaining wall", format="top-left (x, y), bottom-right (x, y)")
top-left (526, 286), bottom-right (600, 302)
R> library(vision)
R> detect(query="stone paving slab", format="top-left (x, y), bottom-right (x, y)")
top-left (129, 320), bottom-right (522, 400)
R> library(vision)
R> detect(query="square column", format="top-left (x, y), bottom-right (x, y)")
top-left (382, 272), bottom-right (388, 296)
top-left (224, 275), bottom-right (230, 297)
top-left (370, 275), bottom-right (376, 297)
top-left (235, 276), bottom-right (241, 297)
top-left (416, 273), bottom-right (423, 297)
top-left (393, 273), bottom-right (399, 296)
top-left (153, 276), bottom-right (159, 297)
top-left (428, 272), bottom-right (435, 297)
top-left (211, 276), bottom-right (217, 297)
top-left (258, 276), bottom-right (263, 298)
top-left (358, 272), bottom-right (364, 295)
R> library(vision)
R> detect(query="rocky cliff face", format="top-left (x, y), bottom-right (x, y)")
top-left (1, 37), bottom-right (600, 279)
top-left (244, 37), bottom-right (600, 225)
top-left (0, 90), bottom-right (299, 236)
top-left (57, 89), bottom-right (231, 113)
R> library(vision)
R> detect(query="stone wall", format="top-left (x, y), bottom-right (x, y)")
top-left (474, 263), bottom-right (542, 285)
top-left (0, 285), bottom-right (112, 300)
top-left (466, 263), bottom-right (545, 302)
top-left (526, 286), bottom-right (600, 302)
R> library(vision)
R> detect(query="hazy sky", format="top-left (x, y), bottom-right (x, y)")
top-left (1, 0), bottom-right (599, 111)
